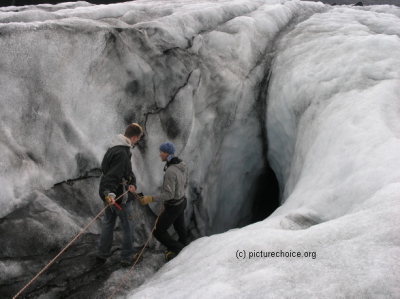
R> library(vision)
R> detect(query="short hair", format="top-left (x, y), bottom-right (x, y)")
top-left (124, 123), bottom-right (143, 138)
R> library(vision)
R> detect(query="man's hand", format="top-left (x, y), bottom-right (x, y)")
top-left (105, 193), bottom-right (116, 205)
top-left (139, 196), bottom-right (153, 205)
top-left (128, 185), bottom-right (136, 193)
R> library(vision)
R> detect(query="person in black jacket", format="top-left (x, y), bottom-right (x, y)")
top-left (97, 123), bottom-right (143, 267)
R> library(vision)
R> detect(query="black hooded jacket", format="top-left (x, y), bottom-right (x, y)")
top-left (99, 134), bottom-right (136, 203)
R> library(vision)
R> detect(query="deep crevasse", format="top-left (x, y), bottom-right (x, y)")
top-left (0, 1), bottom-right (399, 298)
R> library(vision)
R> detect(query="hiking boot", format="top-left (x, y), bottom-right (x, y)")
top-left (165, 251), bottom-right (177, 261)
top-left (121, 253), bottom-right (143, 267)
top-left (96, 252), bottom-right (111, 262)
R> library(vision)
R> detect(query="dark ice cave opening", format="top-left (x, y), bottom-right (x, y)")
top-left (250, 163), bottom-right (280, 223)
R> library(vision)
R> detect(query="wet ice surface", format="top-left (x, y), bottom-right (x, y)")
top-left (0, 178), bottom-right (166, 298)
top-left (0, 0), bottom-right (399, 298)
top-left (1, 242), bottom-right (166, 298)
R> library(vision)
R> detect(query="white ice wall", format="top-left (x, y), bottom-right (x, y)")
top-left (0, 0), bottom-right (324, 238)
top-left (1, 0), bottom-right (399, 297)
top-left (129, 3), bottom-right (400, 298)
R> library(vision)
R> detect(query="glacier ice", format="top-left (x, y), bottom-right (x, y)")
top-left (0, 0), bottom-right (399, 298)
top-left (129, 2), bottom-right (400, 299)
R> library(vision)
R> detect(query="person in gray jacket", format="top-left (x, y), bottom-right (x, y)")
top-left (139, 142), bottom-right (189, 261)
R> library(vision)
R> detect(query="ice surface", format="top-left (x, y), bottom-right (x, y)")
top-left (0, 0), bottom-right (399, 297)
top-left (0, 0), bottom-right (321, 231)
top-left (129, 2), bottom-right (400, 298)
top-left (131, 195), bottom-right (400, 297)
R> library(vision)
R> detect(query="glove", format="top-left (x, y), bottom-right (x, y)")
top-left (139, 196), bottom-right (153, 206)
top-left (105, 192), bottom-right (116, 204)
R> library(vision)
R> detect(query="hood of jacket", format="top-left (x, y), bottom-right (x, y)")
top-left (110, 134), bottom-right (131, 148)
top-left (170, 161), bottom-right (187, 173)
top-left (165, 157), bottom-right (186, 173)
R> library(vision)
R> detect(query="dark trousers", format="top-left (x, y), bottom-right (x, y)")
top-left (98, 202), bottom-right (135, 259)
top-left (153, 198), bottom-right (187, 253)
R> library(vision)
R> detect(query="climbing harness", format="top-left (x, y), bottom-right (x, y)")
top-left (13, 189), bottom-right (161, 299)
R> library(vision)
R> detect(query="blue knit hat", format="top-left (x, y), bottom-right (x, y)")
top-left (159, 142), bottom-right (175, 155)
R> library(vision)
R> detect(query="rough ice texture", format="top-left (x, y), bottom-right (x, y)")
top-left (0, 0), bottom-right (294, 234)
top-left (0, 0), bottom-right (399, 298)
top-left (129, 1), bottom-right (400, 298)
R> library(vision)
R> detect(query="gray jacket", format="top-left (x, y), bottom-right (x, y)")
top-left (152, 158), bottom-right (189, 205)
